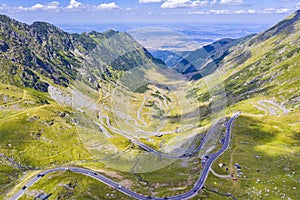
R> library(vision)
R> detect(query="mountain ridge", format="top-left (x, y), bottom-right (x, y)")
top-left (0, 14), bottom-right (160, 92)
top-left (151, 34), bottom-right (256, 80)
top-left (0, 10), bottom-right (300, 200)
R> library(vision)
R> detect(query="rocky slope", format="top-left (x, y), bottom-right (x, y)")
top-left (188, 10), bottom-right (300, 130)
top-left (191, 11), bottom-right (300, 199)
top-left (220, 10), bottom-right (300, 108)
top-left (0, 10), bottom-right (300, 200)
top-left (0, 14), bottom-right (164, 197)
top-left (0, 14), bottom-right (158, 92)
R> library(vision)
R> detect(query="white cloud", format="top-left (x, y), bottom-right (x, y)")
top-left (139, 0), bottom-right (165, 3)
top-left (220, 0), bottom-right (244, 5)
top-left (34, 1), bottom-right (59, 10)
top-left (161, 0), bottom-right (209, 9)
top-left (296, 2), bottom-right (300, 9)
top-left (234, 9), bottom-right (246, 14)
top-left (260, 8), bottom-right (291, 14)
top-left (209, 9), bottom-right (230, 14)
top-left (66, 0), bottom-right (81, 9)
top-left (261, 8), bottom-right (276, 14)
top-left (190, 8), bottom-right (255, 15)
top-left (210, 0), bottom-right (218, 4)
top-left (0, 4), bottom-right (7, 11)
top-left (0, 1), bottom-right (121, 13)
top-left (247, 9), bottom-right (256, 14)
top-left (188, 11), bottom-right (205, 14)
top-left (275, 8), bottom-right (290, 13)
top-left (13, 1), bottom-right (60, 11)
top-left (30, 4), bottom-right (44, 10)
top-left (96, 2), bottom-right (119, 10)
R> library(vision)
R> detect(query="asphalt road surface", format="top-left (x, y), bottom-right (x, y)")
top-left (10, 113), bottom-right (239, 200)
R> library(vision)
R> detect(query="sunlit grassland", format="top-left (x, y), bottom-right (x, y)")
top-left (191, 188), bottom-right (231, 200)
top-left (197, 121), bottom-right (225, 156)
top-left (17, 171), bottom-right (133, 200)
top-left (0, 103), bottom-right (92, 168)
top-left (107, 136), bottom-right (131, 151)
top-left (200, 110), bottom-right (300, 199)
top-left (0, 164), bottom-right (21, 197)
top-left (190, 36), bottom-right (300, 198)
top-left (0, 85), bottom-right (99, 196)
top-left (0, 83), bottom-right (23, 105)
top-left (95, 67), bottom-right (203, 148)
top-left (132, 157), bottom-right (202, 198)
top-left (3, 21), bottom-right (300, 200)
top-left (5, 169), bottom-right (44, 199)
top-left (5, 156), bottom-right (205, 200)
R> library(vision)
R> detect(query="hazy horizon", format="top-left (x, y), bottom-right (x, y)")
top-left (0, 0), bottom-right (299, 25)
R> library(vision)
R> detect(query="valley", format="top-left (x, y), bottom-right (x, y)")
top-left (0, 9), bottom-right (300, 200)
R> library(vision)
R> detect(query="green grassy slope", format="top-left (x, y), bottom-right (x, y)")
top-left (0, 14), bottom-right (168, 199)
top-left (1, 10), bottom-right (300, 200)
top-left (191, 10), bottom-right (300, 199)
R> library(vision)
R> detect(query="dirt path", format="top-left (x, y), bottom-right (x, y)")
top-left (136, 96), bottom-right (147, 126)
top-left (210, 168), bottom-right (231, 179)
top-left (0, 89), bottom-right (26, 108)
top-left (254, 99), bottom-right (289, 115)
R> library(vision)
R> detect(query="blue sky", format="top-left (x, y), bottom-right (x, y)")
top-left (0, 0), bottom-right (299, 24)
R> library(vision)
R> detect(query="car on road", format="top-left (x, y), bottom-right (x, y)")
top-left (10, 114), bottom-right (238, 200)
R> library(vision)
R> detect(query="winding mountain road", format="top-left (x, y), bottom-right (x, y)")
top-left (99, 115), bottom-right (218, 159)
top-left (10, 113), bottom-right (239, 200)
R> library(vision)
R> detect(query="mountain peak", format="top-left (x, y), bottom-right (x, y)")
top-left (0, 14), bottom-right (28, 31)
top-left (30, 21), bottom-right (67, 36)
top-left (0, 15), bottom-right (162, 91)
top-left (0, 14), bottom-right (12, 23)
top-left (102, 29), bottom-right (119, 38)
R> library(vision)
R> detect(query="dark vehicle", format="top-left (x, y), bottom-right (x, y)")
top-left (22, 186), bottom-right (27, 190)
